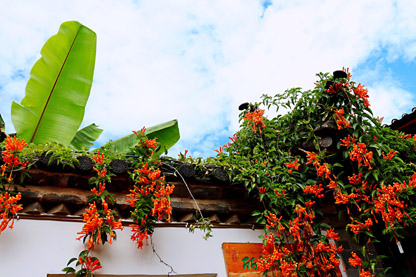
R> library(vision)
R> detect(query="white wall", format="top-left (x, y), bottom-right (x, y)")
top-left (0, 219), bottom-right (264, 277)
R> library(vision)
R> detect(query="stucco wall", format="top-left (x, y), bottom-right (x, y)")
top-left (0, 219), bottom-right (264, 277)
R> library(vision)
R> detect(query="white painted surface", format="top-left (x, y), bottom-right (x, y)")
top-left (0, 219), bottom-right (264, 277)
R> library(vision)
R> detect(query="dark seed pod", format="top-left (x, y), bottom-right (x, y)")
top-left (39, 151), bottom-right (57, 167)
top-left (238, 102), bottom-right (249, 111)
top-left (109, 159), bottom-right (129, 174)
top-left (178, 164), bottom-right (195, 178)
top-left (333, 70), bottom-right (348, 79)
top-left (75, 155), bottom-right (94, 171)
top-left (211, 167), bottom-right (229, 182)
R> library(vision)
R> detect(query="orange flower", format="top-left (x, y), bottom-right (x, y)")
top-left (142, 138), bottom-right (157, 150)
top-left (303, 184), bottom-right (324, 198)
top-left (348, 252), bottom-right (362, 268)
top-left (93, 167), bottom-right (107, 178)
top-left (130, 223), bottom-right (150, 249)
top-left (91, 183), bottom-right (106, 196)
top-left (349, 142), bottom-right (373, 169)
top-left (3, 136), bottom-right (27, 152)
top-left (340, 134), bottom-right (356, 147)
top-left (352, 83), bottom-right (370, 107)
top-left (326, 228), bottom-right (339, 241)
top-left (152, 184), bottom-right (175, 221)
top-left (382, 149), bottom-right (398, 160)
top-left (284, 158), bottom-right (300, 173)
top-left (228, 133), bottom-right (238, 143)
top-left (348, 173), bottom-right (362, 185)
top-left (0, 192), bottom-right (22, 234)
top-left (79, 256), bottom-right (102, 273)
top-left (77, 203), bottom-right (103, 249)
top-left (258, 187), bottom-right (267, 194)
top-left (243, 110), bottom-right (266, 133)
top-left (348, 218), bottom-right (373, 234)
top-left (342, 67), bottom-right (352, 78)
top-left (334, 108), bottom-right (350, 130)
top-left (93, 150), bottom-right (104, 165)
top-left (326, 81), bottom-right (347, 94)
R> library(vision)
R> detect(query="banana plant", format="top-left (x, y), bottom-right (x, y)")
top-left (8, 21), bottom-right (179, 153)
top-left (0, 114), bottom-right (6, 142)
top-left (98, 119), bottom-right (179, 157)
top-left (11, 21), bottom-right (100, 149)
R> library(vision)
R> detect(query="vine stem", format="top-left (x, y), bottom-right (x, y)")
top-left (151, 236), bottom-right (176, 275)
top-left (161, 162), bottom-right (205, 220)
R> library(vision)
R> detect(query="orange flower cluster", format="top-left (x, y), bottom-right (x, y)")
top-left (306, 151), bottom-right (340, 193)
top-left (382, 149), bottom-right (397, 160)
top-left (306, 152), bottom-right (331, 179)
top-left (1, 137), bottom-right (28, 182)
top-left (77, 201), bottom-right (123, 250)
top-left (342, 67), bottom-right (352, 78)
top-left (349, 251), bottom-right (362, 267)
top-left (372, 175), bottom-right (416, 232)
top-left (303, 184), bottom-right (324, 198)
top-left (130, 223), bottom-right (150, 249)
top-left (79, 255), bottom-right (102, 274)
top-left (153, 184), bottom-right (175, 221)
top-left (243, 109), bottom-right (266, 133)
top-left (347, 218), bottom-right (373, 235)
top-left (77, 152), bottom-right (123, 251)
top-left (284, 158), bottom-right (300, 173)
top-left (349, 142), bottom-right (373, 170)
top-left (127, 163), bottom-right (174, 249)
top-left (341, 136), bottom-right (373, 170)
top-left (0, 192), bottom-right (22, 234)
top-left (257, 204), bottom-right (342, 276)
top-left (326, 81), bottom-right (349, 94)
top-left (348, 252), bottom-right (375, 277)
top-left (77, 202), bottom-right (103, 249)
top-left (352, 83), bottom-right (370, 108)
top-left (334, 108), bottom-right (350, 130)
top-left (340, 134), bottom-right (355, 147)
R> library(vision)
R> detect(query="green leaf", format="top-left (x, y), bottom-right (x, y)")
top-left (98, 119), bottom-right (180, 156)
top-left (11, 21), bottom-right (96, 146)
top-left (70, 123), bottom-right (103, 150)
top-left (0, 113), bottom-right (4, 133)
top-left (66, 257), bottom-right (77, 266)
top-left (62, 267), bottom-right (75, 273)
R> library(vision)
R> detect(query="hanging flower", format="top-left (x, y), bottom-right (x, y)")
top-left (243, 109), bottom-right (266, 133)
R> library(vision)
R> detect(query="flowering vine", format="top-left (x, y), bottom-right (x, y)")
top-left (0, 137), bottom-right (27, 235)
top-left (63, 150), bottom-right (123, 276)
top-left (214, 69), bottom-right (416, 276)
top-left (126, 127), bottom-right (174, 249)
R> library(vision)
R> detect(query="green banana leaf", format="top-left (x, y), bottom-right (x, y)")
top-left (70, 123), bottom-right (103, 150)
top-left (0, 114), bottom-right (6, 142)
top-left (11, 21), bottom-right (96, 146)
top-left (0, 113), bottom-right (4, 133)
top-left (98, 119), bottom-right (180, 156)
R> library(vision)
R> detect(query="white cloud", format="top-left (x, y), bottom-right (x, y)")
top-left (1, 0), bottom-right (416, 157)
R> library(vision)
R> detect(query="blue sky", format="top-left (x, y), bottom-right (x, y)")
top-left (1, 0), bottom-right (416, 157)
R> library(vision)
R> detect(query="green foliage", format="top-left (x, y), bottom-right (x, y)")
top-left (212, 69), bottom-right (416, 275)
top-left (70, 123), bottom-right (103, 151)
top-left (98, 119), bottom-right (180, 156)
top-left (11, 21), bottom-right (98, 147)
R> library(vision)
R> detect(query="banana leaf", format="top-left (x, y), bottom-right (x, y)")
top-left (70, 123), bottom-right (103, 150)
top-left (11, 21), bottom-right (96, 146)
top-left (0, 114), bottom-right (6, 142)
top-left (98, 119), bottom-right (180, 156)
top-left (0, 113), bottom-right (4, 133)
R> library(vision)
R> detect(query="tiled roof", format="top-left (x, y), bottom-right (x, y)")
top-left (388, 107), bottom-right (416, 134)
top-left (15, 158), bottom-right (262, 228)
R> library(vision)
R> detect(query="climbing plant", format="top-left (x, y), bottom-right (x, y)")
top-left (214, 68), bottom-right (416, 276)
